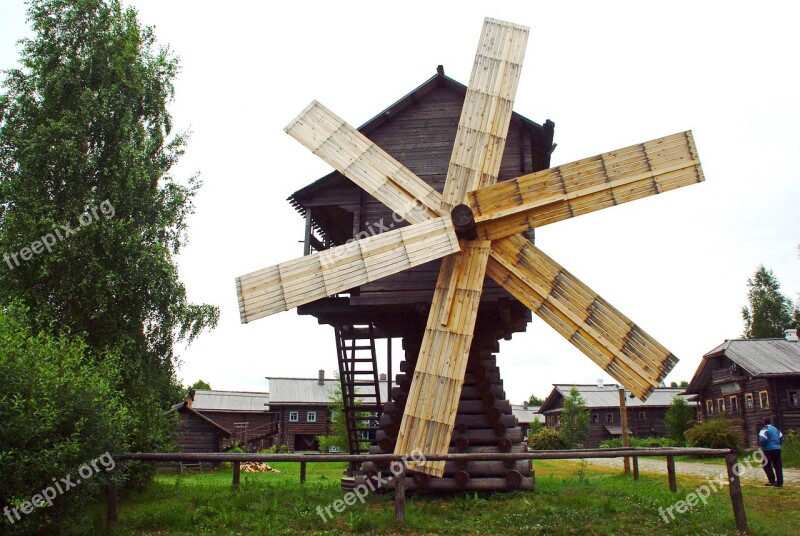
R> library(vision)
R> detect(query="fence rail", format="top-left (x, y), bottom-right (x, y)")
top-left (108, 447), bottom-right (747, 533)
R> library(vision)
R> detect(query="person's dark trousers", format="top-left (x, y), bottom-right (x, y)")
top-left (763, 449), bottom-right (783, 486)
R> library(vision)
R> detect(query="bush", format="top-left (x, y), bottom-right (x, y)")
top-left (665, 397), bottom-right (695, 446)
top-left (599, 436), bottom-right (677, 449)
top-left (528, 427), bottom-right (570, 450)
top-left (0, 305), bottom-right (130, 534)
top-left (684, 419), bottom-right (742, 452)
top-left (783, 429), bottom-right (800, 468)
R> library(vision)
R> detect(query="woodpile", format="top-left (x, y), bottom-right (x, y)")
top-left (240, 462), bottom-right (281, 473)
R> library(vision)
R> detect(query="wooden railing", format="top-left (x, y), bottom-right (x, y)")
top-left (108, 447), bottom-right (747, 533)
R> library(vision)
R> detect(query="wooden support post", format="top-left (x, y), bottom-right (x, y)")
top-left (106, 483), bottom-right (118, 527)
top-left (726, 452), bottom-right (749, 534)
top-left (619, 387), bottom-right (630, 475)
top-left (300, 461), bottom-right (307, 484)
top-left (632, 456), bottom-right (639, 481)
top-left (394, 466), bottom-right (406, 524)
top-left (666, 455), bottom-right (677, 493)
top-left (233, 461), bottom-right (241, 487)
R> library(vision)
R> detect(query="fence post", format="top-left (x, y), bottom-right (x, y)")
top-left (666, 455), bottom-right (677, 493)
top-left (300, 461), bottom-right (307, 484)
top-left (106, 483), bottom-right (118, 527)
top-left (725, 452), bottom-right (748, 534)
top-left (394, 465), bottom-right (406, 523)
top-left (632, 456), bottom-right (639, 481)
top-left (233, 461), bottom-right (241, 487)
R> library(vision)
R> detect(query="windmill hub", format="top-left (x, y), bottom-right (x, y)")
top-left (450, 203), bottom-right (477, 240)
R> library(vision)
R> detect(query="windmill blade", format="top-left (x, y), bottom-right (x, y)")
top-left (285, 101), bottom-right (443, 224)
top-left (236, 217), bottom-right (459, 323)
top-left (486, 234), bottom-right (677, 400)
top-left (394, 18), bottom-right (527, 475)
top-left (394, 240), bottom-right (492, 477)
top-left (469, 131), bottom-right (704, 241)
top-left (440, 18), bottom-right (529, 210)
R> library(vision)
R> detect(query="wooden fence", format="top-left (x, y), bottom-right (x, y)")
top-left (109, 447), bottom-right (747, 533)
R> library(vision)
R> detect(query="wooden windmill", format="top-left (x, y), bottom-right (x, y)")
top-left (236, 18), bottom-right (704, 482)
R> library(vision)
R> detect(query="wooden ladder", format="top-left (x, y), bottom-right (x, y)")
top-left (335, 323), bottom-right (383, 455)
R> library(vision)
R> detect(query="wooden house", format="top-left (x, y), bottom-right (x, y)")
top-left (684, 329), bottom-right (800, 448)
top-left (511, 403), bottom-right (544, 439)
top-left (170, 389), bottom-right (277, 452)
top-left (538, 384), bottom-right (692, 447)
top-left (267, 371), bottom-right (337, 452)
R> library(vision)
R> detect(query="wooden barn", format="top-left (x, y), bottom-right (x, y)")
top-left (538, 384), bottom-right (691, 447)
top-left (281, 65), bottom-right (555, 491)
top-left (170, 389), bottom-right (278, 452)
top-left (684, 329), bottom-right (800, 448)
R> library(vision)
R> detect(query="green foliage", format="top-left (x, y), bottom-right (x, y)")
top-left (0, 0), bottom-right (218, 527)
top-left (669, 380), bottom-right (690, 388)
top-left (316, 373), bottom-right (370, 453)
top-left (527, 427), bottom-right (570, 450)
top-left (599, 436), bottom-right (677, 448)
top-left (741, 266), bottom-right (798, 338)
top-left (560, 387), bottom-right (590, 448)
top-left (527, 419), bottom-right (544, 437)
top-left (782, 429), bottom-right (800, 469)
top-left (664, 396), bottom-right (695, 445)
top-left (0, 304), bottom-right (129, 534)
top-left (684, 419), bottom-right (742, 452)
top-left (188, 380), bottom-right (211, 391)
top-left (527, 394), bottom-right (545, 406)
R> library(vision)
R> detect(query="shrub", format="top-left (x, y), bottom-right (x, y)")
top-left (684, 419), bottom-right (742, 452)
top-left (0, 305), bottom-right (130, 534)
top-left (599, 436), bottom-right (677, 448)
top-left (782, 429), bottom-right (800, 468)
top-left (665, 397), bottom-right (695, 446)
top-left (528, 427), bottom-right (570, 450)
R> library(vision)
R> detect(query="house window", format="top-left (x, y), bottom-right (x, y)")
top-left (718, 398), bottom-right (725, 414)
top-left (745, 393), bottom-right (754, 411)
top-left (759, 391), bottom-right (769, 409)
top-left (639, 411), bottom-right (646, 420)
top-left (788, 390), bottom-right (799, 407)
top-left (730, 396), bottom-right (739, 414)
top-left (706, 400), bottom-right (714, 416)
top-left (591, 413), bottom-right (598, 424)
top-left (307, 411), bottom-right (317, 423)
top-left (606, 413), bottom-right (614, 424)
top-left (289, 411), bottom-right (299, 422)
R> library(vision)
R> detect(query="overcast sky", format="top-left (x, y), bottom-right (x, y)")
top-left (1, 1), bottom-right (798, 403)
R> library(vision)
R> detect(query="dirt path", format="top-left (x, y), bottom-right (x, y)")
top-left (566, 457), bottom-right (799, 486)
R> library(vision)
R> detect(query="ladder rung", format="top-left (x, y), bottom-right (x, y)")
top-left (340, 358), bottom-right (376, 362)
top-left (342, 345), bottom-right (373, 351)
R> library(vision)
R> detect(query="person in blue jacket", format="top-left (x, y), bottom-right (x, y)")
top-left (758, 417), bottom-right (784, 487)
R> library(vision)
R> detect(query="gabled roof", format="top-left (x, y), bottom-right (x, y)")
top-left (191, 390), bottom-right (270, 412)
top-left (538, 385), bottom-right (691, 414)
top-left (685, 338), bottom-right (800, 394)
top-left (168, 403), bottom-right (232, 436)
top-left (287, 67), bottom-right (555, 242)
top-left (267, 377), bottom-right (396, 405)
top-left (511, 404), bottom-right (544, 424)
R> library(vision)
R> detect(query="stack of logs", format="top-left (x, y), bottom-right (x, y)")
top-left (359, 337), bottom-right (534, 492)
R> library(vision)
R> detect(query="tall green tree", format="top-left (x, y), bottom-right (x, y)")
top-left (527, 394), bottom-right (545, 406)
top-left (560, 387), bottom-right (589, 448)
top-left (741, 266), bottom-right (798, 338)
top-left (664, 396), bottom-right (694, 445)
top-left (0, 0), bottom-right (217, 461)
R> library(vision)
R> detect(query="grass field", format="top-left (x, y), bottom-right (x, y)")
top-left (96, 460), bottom-right (799, 535)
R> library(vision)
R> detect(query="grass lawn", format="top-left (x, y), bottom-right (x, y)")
top-left (95, 460), bottom-right (799, 535)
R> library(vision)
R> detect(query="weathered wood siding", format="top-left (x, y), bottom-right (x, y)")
top-left (174, 410), bottom-right (225, 453)
top-left (274, 405), bottom-right (331, 452)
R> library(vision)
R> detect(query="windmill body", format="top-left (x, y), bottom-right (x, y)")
top-left (236, 18), bottom-right (704, 491)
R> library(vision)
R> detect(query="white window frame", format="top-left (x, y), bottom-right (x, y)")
top-left (307, 411), bottom-right (317, 423)
top-left (745, 393), bottom-right (754, 411)
top-left (289, 411), bottom-right (299, 422)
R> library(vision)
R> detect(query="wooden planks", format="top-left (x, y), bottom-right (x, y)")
top-left (394, 240), bottom-right (492, 476)
top-left (469, 131), bottom-right (704, 241)
top-left (236, 217), bottom-right (459, 323)
top-left (486, 234), bottom-right (677, 400)
top-left (285, 101), bottom-right (444, 223)
top-left (440, 18), bottom-right (529, 211)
